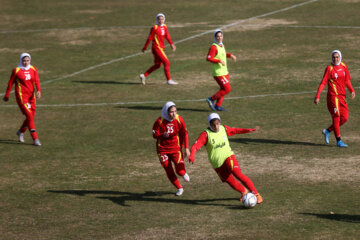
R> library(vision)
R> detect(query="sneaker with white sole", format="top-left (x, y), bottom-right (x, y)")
top-left (336, 140), bottom-right (348, 148)
top-left (175, 188), bottom-right (184, 196)
top-left (17, 130), bottom-right (24, 143)
top-left (167, 79), bottom-right (178, 85)
top-left (34, 139), bottom-right (42, 146)
top-left (183, 173), bottom-right (190, 182)
top-left (322, 129), bottom-right (330, 144)
top-left (139, 74), bottom-right (146, 85)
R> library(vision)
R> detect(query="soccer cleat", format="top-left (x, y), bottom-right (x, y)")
top-left (17, 130), bottom-right (24, 143)
top-left (167, 79), bottom-right (178, 85)
top-left (255, 193), bottom-right (263, 204)
top-left (336, 140), bottom-right (348, 148)
top-left (139, 74), bottom-right (146, 85)
top-left (322, 129), bottom-right (330, 144)
top-left (206, 97), bottom-right (216, 111)
top-left (215, 105), bottom-right (227, 111)
top-left (175, 188), bottom-right (184, 196)
top-left (183, 173), bottom-right (190, 182)
top-left (34, 139), bottom-right (42, 146)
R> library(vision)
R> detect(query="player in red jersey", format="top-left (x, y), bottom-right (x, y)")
top-left (140, 13), bottom-right (178, 85)
top-left (189, 113), bottom-right (263, 204)
top-left (152, 101), bottom-right (190, 196)
top-left (3, 53), bottom-right (42, 146)
top-left (206, 29), bottom-right (237, 111)
top-left (314, 50), bottom-right (356, 148)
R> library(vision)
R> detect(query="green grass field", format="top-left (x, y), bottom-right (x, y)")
top-left (1, 0), bottom-right (359, 239)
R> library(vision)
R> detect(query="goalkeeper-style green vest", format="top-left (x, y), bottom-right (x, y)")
top-left (205, 125), bottom-right (234, 169)
top-left (211, 43), bottom-right (228, 77)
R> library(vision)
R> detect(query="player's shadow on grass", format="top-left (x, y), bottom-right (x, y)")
top-left (0, 139), bottom-right (33, 146)
top-left (73, 80), bottom-right (139, 85)
top-left (229, 138), bottom-right (326, 147)
top-left (116, 105), bottom-right (208, 112)
top-left (300, 213), bottom-right (360, 223)
top-left (48, 190), bottom-right (244, 209)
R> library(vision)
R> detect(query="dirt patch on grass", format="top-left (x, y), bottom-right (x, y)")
top-left (73, 9), bottom-right (113, 14)
top-left (0, 48), bottom-right (45, 54)
top-left (238, 153), bottom-right (360, 183)
top-left (226, 18), bottom-right (298, 32)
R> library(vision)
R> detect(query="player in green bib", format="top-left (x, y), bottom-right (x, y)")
top-left (206, 29), bottom-right (237, 111)
top-left (189, 113), bottom-right (263, 204)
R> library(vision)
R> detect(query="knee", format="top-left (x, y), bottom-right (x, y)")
top-left (224, 85), bottom-right (231, 94)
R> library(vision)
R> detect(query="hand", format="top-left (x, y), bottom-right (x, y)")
top-left (351, 92), bottom-right (356, 99)
top-left (254, 126), bottom-right (260, 131)
top-left (314, 98), bottom-right (320, 104)
top-left (163, 132), bottom-right (170, 138)
top-left (185, 148), bottom-right (190, 159)
top-left (171, 44), bottom-right (176, 52)
top-left (220, 60), bottom-right (225, 66)
top-left (36, 91), bottom-right (41, 99)
top-left (3, 97), bottom-right (8, 102)
top-left (188, 156), bottom-right (194, 164)
top-left (231, 54), bottom-right (237, 62)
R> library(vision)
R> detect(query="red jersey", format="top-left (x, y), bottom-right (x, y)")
top-left (152, 115), bottom-right (189, 154)
top-left (189, 126), bottom-right (255, 160)
top-left (315, 62), bottom-right (354, 99)
top-left (206, 44), bottom-right (232, 63)
top-left (143, 24), bottom-right (173, 51)
top-left (5, 66), bottom-right (40, 100)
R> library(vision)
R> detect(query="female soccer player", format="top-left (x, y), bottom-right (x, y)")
top-left (314, 50), bottom-right (356, 147)
top-left (206, 29), bottom-right (237, 111)
top-left (140, 13), bottom-right (178, 85)
top-left (189, 113), bottom-right (263, 204)
top-left (3, 53), bottom-right (42, 146)
top-left (152, 102), bottom-right (190, 196)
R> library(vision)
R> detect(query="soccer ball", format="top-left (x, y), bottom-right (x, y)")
top-left (242, 193), bottom-right (257, 208)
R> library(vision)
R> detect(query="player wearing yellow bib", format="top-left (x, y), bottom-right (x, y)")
top-left (189, 113), bottom-right (263, 203)
top-left (206, 29), bottom-right (237, 111)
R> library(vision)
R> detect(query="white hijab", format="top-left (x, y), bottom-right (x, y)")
top-left (208, 113), bottom-right (221, 131)
top-left (161, 101), bottom-right (176, 122)
top-left (331, 50), bottom-right (342, 66)
top-left (213, 29), bottom-right (223, 46)
top-left (156, 13), bottom-right (165, 26)
top-left (18, 52), bottom-right (31, 70)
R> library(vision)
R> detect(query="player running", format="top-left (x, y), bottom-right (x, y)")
top-left (314, 50), bottom-right (356, 147)
top-left (140, 13), bottom-right (178, 85)
top-left (3, 53), bottom-right (42, 146)
top-left (152, 102), bottom-right (190, 196)
top-left (206, 29), bottom-right (237, 111)
top-left (189, 113), bottom-right (263, 204)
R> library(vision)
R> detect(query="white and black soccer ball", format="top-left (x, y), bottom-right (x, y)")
top-left (242, 193), bottom-right (257, 208)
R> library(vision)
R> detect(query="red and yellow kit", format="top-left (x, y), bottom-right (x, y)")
top-left (5, 66), bottom-right (40, 101)
top-left (143, 24), bottom-right (173, 51)
top-left (152, 114), bottom-right (189, 154)
top-left (206, 45), bottom-right (232, 65)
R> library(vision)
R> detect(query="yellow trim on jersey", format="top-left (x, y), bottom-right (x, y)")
top-left (335, 97), bottom-right (340, 117)
top-left (177, 151), bottom-right (182, 163)
top-left (15, 67), bottom-right (21, 74)
top-left (16, 79), bottom-right (23, 104)
top-left (30, 66), bottom-right (36, 71)
top-left (329, 79), bottom-right (338, 95)
top-left (230, 158), bottom-right (234, 170)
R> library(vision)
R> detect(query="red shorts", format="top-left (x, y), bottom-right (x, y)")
top-left (327, 95), bottom-right (348, 118)
top-left (215, 155), bottom-right (241, 182)
top-left (158, 151), bottom-right (183, 167)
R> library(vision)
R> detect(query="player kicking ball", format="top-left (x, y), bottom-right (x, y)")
top-left (189, 113), bottom-right (263, 204)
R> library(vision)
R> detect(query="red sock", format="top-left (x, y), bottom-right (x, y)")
top-left (225, 175), bottom-right (246, 193)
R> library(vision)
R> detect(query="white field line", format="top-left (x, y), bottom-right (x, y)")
top-left (2, 24), bottom-right (359, 35)
top-left (0, 0), bottom-right (318, 98)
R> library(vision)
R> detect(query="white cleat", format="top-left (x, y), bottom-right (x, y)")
top-left (34, 139), bottom-right (42, 146)
top-left (139, 74), bottom-right (146, 85)
top-left (17, 130), bottom-right (24, 143)
top-left (167, 79), bottom-right (178, 85)
top-left (175, 188), bottom-right (184, 196)
top-left (183, 173), bottom-right (190, 182)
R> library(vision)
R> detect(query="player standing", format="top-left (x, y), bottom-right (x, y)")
top-left (314, 50), bottom-right (356, 147)
top-left (140, 13), bottom-right (178, 85)
top-left (206, 29), bottom-right (237, 111)
top-left (3, 53), bottom-right (42, 146)
top-left (189, 113), bottom-right (263, 204)
top-left (152, 101), bottom-right (190, 196)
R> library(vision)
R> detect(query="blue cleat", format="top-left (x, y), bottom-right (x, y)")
top-left (215, 105), bottom-right (227, 111)
top-left (337, 140), bottom-right (348, 148)
top-left (322, 129), bottom-right (330, 144)
top-left (206, 97), bottom-right (216, 111)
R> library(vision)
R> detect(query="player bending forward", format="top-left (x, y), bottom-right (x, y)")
top-left (140, 13), bottom-right (177, 85)
top-left (189, 113), bottom-right (263, 203)
top-left (152, 102), bottom-right (190, 196)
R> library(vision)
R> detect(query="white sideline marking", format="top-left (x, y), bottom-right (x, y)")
top-left (0, 0), bottom-right (318, 98)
